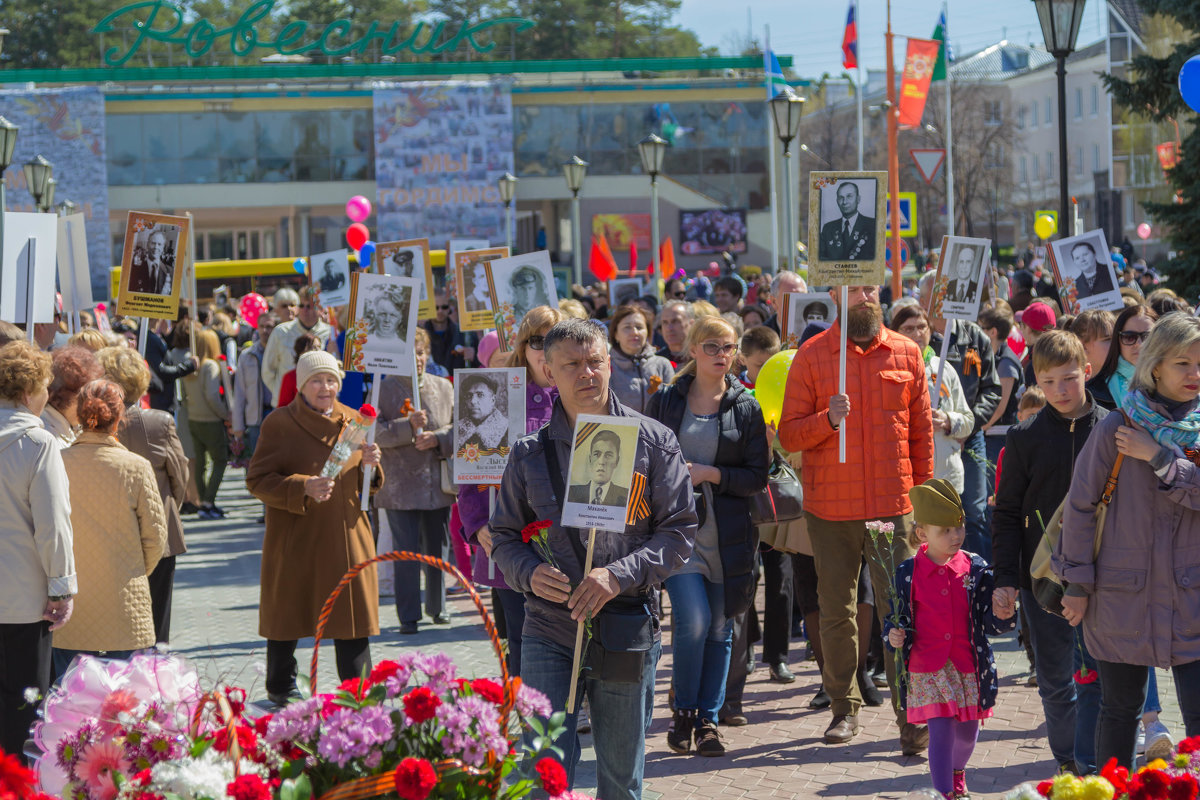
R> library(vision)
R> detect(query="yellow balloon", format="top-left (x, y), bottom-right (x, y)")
top-left (1034, 214), bottom-right (1057, 239)
top-left (754, 349), bottom-right (797, 426)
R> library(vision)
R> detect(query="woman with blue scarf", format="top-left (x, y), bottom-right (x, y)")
top-left (1055, 312), bottom-right (1200, 770)
top-left (1088, 304), bottom-right (1156, 410)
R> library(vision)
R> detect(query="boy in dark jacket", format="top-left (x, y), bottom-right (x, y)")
top-left (992, 330), bottom-right (1105, 775)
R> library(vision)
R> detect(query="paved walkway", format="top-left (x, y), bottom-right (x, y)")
top-left (170, 468), bottom-right (1184, 799)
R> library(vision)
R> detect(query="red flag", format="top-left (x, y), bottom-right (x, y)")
top-left (658, 237), bottom-right (677, 280)
top-left (589, 236), bottom-right (618, 281)
top-left (629, 241), bottom-right (639, 275)
top-left (841, 3), bottom-right (858, 70)
top-left (898, 37), bottom-right (940, 128)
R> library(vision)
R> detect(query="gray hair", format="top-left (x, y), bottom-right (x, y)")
top-left (918, 270), bottom-right (937, 293)
top-left (543, 318), bottom-right (608, 358)
top-left (662, 298), bottom-right (695, 320)
top-left (273, 287), bottom-right (299, 307)
top-left (771, 270), bottom-right (807, 297)
top-left (1131, 312), bottom-right (1200, 395)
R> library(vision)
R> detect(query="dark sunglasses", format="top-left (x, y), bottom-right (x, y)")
top-left (670, 290), bottom-right (687, 298)
top-left (437, 304), bottom-right (452, 310)
top-left (526, 335), bottom-right (545, 351)
top-left (1119, 330), bottom-right (1150, 346)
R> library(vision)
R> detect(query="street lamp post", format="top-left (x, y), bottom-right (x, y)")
top-left (23, 154), bottom-right (53, 210)
top-left (56, 199), bottom-right (78, 217)
top-left (769, 92), bottom-right (806, 272)
top-left (637, 133), bottom-right (669, 279)
top-left (0, 117), bottom-right (19, 303)
top-left (1034, 0), bottom-right (1087, 238)
top-left (562, 156), bottom-right (588, 286)
top-left (497, 172), bottom-right (518, 253)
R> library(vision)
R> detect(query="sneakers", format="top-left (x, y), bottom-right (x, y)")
top-left (823, 714), bottom-right (861, 744)
top-left (1136, 720), bottom-right (1146, 755)
top-left (667, 709), bottom-right (695, 754)
top-left (694, 719), bottom-right (725, 757)
top-left (1145, 719), bottom-right (1175, 762)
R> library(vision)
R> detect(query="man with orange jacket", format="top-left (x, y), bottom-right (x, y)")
top-left (779, 283), bottom-right (935, 754)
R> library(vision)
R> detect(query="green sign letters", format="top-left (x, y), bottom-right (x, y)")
top-left (93, 0), bottom-right (535, 67)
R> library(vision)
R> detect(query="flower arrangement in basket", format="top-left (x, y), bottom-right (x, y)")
top-left (1003, 736), bottom-right (1200, 800)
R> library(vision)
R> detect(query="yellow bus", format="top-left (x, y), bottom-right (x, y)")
top-left (110, 250), bottom-right (449, 304)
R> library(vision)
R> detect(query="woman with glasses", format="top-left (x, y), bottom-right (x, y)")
top-left (646, 316), bottom-right (770, 758)
top-left (608, 305), bottom-right (675, 413)
top-left (457, 306), bottom-right (563, 676)
top-left (1089, 304), bottom-right (1158, 410)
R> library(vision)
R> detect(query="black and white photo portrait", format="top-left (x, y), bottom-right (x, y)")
top-left (310, 249), bottom-right (351, 308)
top-left (484, 251), bottom-right (559, 342)
top-left (378, 239), bottom-right (434, 319)
top-left (346, 273), bottom-right (420, 375)
top-left (454, 246), bottom-right (509, 331)
top-left (567, 429), bottom-right (629, 507)
top-left (452, 367), bottom-right (526, 482)
top-left (781, 292), bottom-right (837, 349)
top-left (931, 235), bottom-right (991, 321)
top-left (818, 179), bottom-right (878, 262)
top-left (363, 285), bottom-right (412, 348)
top-left (126, 226), bottom-right (179, 296)
top-left (1049, 229), bottom-right (1123, 313)
top-left (561, 415), bottom-right (641, 532)
top-left (117, 211), bottom-right (191, 320)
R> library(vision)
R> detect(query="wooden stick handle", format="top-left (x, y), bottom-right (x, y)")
top-left (566, 527), bottom-right (597, 714)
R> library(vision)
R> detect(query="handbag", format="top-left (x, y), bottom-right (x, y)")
top-left (439, 460), bottom-right (459, 496)
top-left (750, 452), bottom-right (804, 525)
top-left (1028, 413), bottom-right (1127, 617)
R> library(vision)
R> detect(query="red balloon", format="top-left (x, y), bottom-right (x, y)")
top-left (346, 223), bottom-right (370, 251)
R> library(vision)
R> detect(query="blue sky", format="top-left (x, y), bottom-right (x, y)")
top-left (676, 0), bottom-right (1108, 78)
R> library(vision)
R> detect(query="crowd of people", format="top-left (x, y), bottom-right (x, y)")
top-left (1, 250), bottom-right (1198, 800)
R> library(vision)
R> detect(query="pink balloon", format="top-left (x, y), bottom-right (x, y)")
top-left (346, 223), bottom-right (370, 251)
top-left (239, 293), bottom-right (268, 328)
top-left (345, 195), bottom-right (372, 222)
top-left (1137, 222), bottom-right (1152, 240)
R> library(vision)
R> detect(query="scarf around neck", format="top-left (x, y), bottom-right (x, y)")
top-left (1125, 388), bottom-right (1200, 457)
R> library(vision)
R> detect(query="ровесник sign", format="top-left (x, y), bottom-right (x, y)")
top-left (93, 0), bottom-right (535, 67)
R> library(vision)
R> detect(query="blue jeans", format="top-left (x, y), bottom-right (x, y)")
top-left (961, 430), bottom-right (991, 562)
top-left (1020, 589), bottom-right (1101, 773)
top-left (664, 572), bottom-right (733, 723)
top-left (521, 634), bottom-right (660, 800)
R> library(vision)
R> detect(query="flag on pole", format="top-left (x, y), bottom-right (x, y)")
top-left (931, 10), bottom-right (950, 81)
top-left (763, 49), bottom-right (791, 98)
top-left (658, 237), bottom-right (677, 280)
top-left (841, 2), bottom-right (858, 70)
top-left (629, 241), bottom-right (639, 275)
top-left (589, 236), bottom-right (618, 281)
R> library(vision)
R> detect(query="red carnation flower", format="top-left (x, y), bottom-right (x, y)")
top-left (252, 714), bottom-right (272, 737)
top-left (1074, 668), bottom-right (1099, 685)
top-left (359, 404), bottom-right (377, 418)
top-left (1180, 736), bottom-right (1200, 755)
top-left (226, 774), bottom-right (271, 800)
top-left (393, 758), bottom-right (437, 800)
top-left (471, 678), bottom-right (504, 705)
top-left (403, 687), bottom-right (442, 724)
top-left (132, 769), bottom-right (153, 788)
top-left (0, 751), bottom-right (36, 797)
top-left (213, 725), bottom-right (257, 755)
top-left (1036, 779), bottom-right (1054, 797)
top-left (522, 520), bottom-right (552, 543)
top-left (368, 660), bottom-right (401, 686)
top-left (339, 677), bottom-right (365, 699)
top-left (1170, 775), bottom-right (1199, 800)
top-left (1101, 758), bottom-right (1129, 795)
top-left (1144, 770), bottom-right (1173, 799)
top-left (535, 757), bottom-right (568, 797)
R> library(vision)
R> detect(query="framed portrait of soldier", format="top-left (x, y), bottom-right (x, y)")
top-left (609, 277), bottom-right (645, 309)
top-left (780, 292), bottom-right (837, 349)
top-left (453, 367), bottom-right (526, 483)
top-left (1048, 229), bottom-right (1123, 314)
top-left (378, 238), bottom-right (435, 321)
top-left (562, 415), bottom-right (641, 533)
top-left (343, 273), bottom-right (420, 376)
top-left (116, 211), bottom-right (190, 319)
top-left (929, 235), bottom-right (992, 322)
top-left (309, 249), bottom-right (352, 309)
top-left (484, 250), bottom-right (558, 350)
top-left (455, 246), bottom-right (510, 331)
top-left (806, 171), bottom-right (887, 287)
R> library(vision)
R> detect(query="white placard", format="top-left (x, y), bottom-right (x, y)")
top-left (57, 214), bottom-right (93, 316)
top-left (561, 414), bottom-right (640, 534)
top-left (344, 273), bottom-right (420, 376)
top-left (311, 249), bottom-right (352, 308)
top-left (1, 212), bottom-right (58, 325)
top-left (1048, 229), bottom-right (1124, 315)
top-left (484, 250), bottom-right (559, 348)
top-left (453, 367), bottom-right (526, 483)
top-left (929, 235), bottom-right (992, 322)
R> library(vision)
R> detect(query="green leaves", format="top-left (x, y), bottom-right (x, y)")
top-left (279, 773), bottom-right (313, 800)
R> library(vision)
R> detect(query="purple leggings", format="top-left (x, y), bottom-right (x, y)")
top-left (927, 717), bottom-right (979, 797)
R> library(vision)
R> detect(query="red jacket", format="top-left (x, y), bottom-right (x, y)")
top-left (779, 323), bottom-right (934, 521)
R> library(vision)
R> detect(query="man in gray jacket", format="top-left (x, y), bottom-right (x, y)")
top-left (490, 318), bottom-right (697, 800)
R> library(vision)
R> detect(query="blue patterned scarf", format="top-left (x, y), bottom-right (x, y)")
top-left (1125, 388), bottom-right (1200, 457)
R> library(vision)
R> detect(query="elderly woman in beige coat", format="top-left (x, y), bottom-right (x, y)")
top-left (247, 350), bottom-right (382, 706)
top-left (54, 379), bottom-right (167, 675)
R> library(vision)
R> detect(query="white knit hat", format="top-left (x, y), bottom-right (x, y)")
top-left (295, 350), bottom-right (343, 392)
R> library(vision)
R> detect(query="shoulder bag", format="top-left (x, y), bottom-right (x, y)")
top-left (750, 452), bottom-right (804, 525)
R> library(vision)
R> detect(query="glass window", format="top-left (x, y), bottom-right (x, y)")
top-left (218, 112), bottom-right (256, 159)
top-left (1090, 86), bottom-right (1099, 117)
top-left (1018, 105), bottom-right (1027, 128)
top-left (330, 110), bottom-right (370, 157)
top-left (256, 111), bottom-right (296, 159)
top-left (1020, 156), bottom-right (1027, 182)
top-left (142, 114), bottom-right (178, 163)
top-left (1074, 88), bottom-right (1083, 120)
top-left (1033, 154), bottom-right (1040, 180)
top-left (1031, 103), bottom-right (1038, 127)
top-left (1076, 146), bottom-right (1084, 175)
top-left (1046, 151), bottom-right (1053, 175)
top-left (1045, 97), bottom-right (1052, 126)
top-left (179, 114), bottom-right (218, 159)
top-left (106, 115), bottom-right (143, 186)
top-left (1093, 143), bottom-right (1101, 171)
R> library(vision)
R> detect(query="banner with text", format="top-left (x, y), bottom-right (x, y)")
top-left (0, 86), bottom-right (111, 301)
top-left (898, 38), bottom-right (940, 129)
top-left (373, 81), bottom-right (513, 250)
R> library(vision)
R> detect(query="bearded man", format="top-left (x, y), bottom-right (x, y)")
top-left (778, 283), bottom-right (934, 756)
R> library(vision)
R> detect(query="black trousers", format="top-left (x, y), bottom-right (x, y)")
top-left (148, 555), bottom-right (176, 644)
top-left (0, 621), bottom-right (51, 764)
top-left (266, 638), bottom-right (371, 696)
top-left (1097, 658), bottom-right (1200, 770)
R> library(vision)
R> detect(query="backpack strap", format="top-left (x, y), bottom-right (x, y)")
top-left (1098, 410), bottom-right (1131, 508)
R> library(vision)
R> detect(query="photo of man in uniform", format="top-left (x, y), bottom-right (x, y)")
top-left (1067, 240), bottom-right (1116, 300)
top-left (818, 181), bottom-right (877, 261)
top-left (391, 249), bottom-right (417, 278)
top-left (456, 373), bottom-right (509, 453)
top-left (567, 429), bottom-right (629, 507)
top-left (319, 258), bottom-right (346, 294)
top-left (508, 265), bottom-right (552, 321)
top-left (127, 229), bottom-right (175, 295)
top-left (944, 245), bottom-right (980, 304)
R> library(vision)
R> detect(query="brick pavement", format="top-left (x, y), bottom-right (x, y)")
top-left (171, 468), bottom-right (1185, 800)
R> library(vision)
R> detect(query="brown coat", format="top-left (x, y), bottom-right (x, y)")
top-left (246, 398), bottom-right (382, 641)
top-left (118, 406), bottom-right (189, 557)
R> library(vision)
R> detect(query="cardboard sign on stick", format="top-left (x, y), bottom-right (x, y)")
top-left (1, 211), bottom-right (58, 325)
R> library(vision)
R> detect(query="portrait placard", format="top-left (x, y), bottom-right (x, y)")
top-left (448, 238), bottom-right (490, 270)
top-left (1048, 229), bottom-right (1124, 315)
top-left (1, 211), bottom-right (58, 325)
top-left (455, 246), bottom-right (509, 331)
top-left (780, 292), bottom-right (836, 349)
top-left (452, 367), bottom-right (526, 483)
top-left (343, 273), bottom-right (420, 376)
top-left (378, 238), bottom-right (435, 320)
top-left (562, 414), bottom-right (641, 533)
top-left (484, 250), bottom-right (558, 350)
top-left (609, 277), bottom-right (646, 308)
top-left (115, 211), bottom-right (189, 319)
top-left (807, 171), bottom-right (888, 287)
top-left (928, 235), bottom-right (992, 322)
top-left (57, 213), bottom-right (93, 316)
top-left (310, 249), bottom-right (352, 308)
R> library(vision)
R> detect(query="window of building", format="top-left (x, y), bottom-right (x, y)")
top-left (1020, 156), bottom-right (1028, 182)
top-left (1033, 154), bottom-right (1040, 180)
top-left (1090, 85), bottom-right (1099, 117)
top-left (1031, 103), bottom-right (1039, 127)
top-left (1093, 143), bottom-right (1101, 171)
top-left (1046, 151), bottom-right (1053, 177)
top-left (985, 100), bottom-right (1003, 126)
top-left (1074, 88), bottom-right (1083, 120)
top-left (1075, 145), bottom-right (1084, 175)
top-left (1017, 105), bottom-right (1027, 128)
top-left (1045, 97), bottom-right (1052, 126)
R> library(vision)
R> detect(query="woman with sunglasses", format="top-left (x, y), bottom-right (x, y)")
top-left (1089, 304), bottom-right (1158, 410)
top-left (457, 306), bottom-right (563, 676)
top-left (608, 304), bottom-right (675, 413)
top-left (646, 316), bottom-right (770, 758)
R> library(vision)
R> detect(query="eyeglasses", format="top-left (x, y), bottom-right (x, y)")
top-left (527, 335), bottom-right (545, 351)
top-left (437, 304), bottom-right (452, 310)
top-left (701, 342), bottom-right (738, 357)
top-left (1119, 330), bottom-right (1151, 346)
top-left (670, 290), bottom-right (687, 298)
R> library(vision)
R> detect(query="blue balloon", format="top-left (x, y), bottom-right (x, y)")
top-left (293, 258), bottom-right (306, 274)
top-left (358, 240), bottom-right (376, 268)
top-left (1179, 55), bottom-right (1200, 113)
